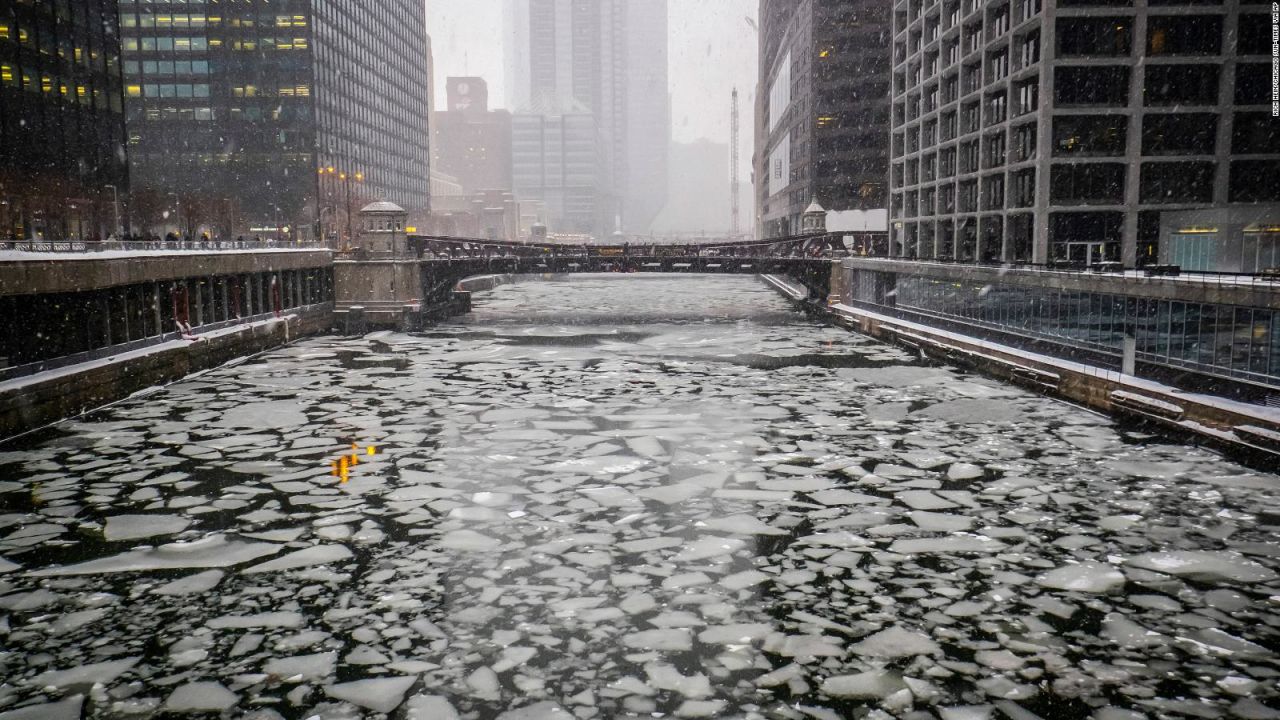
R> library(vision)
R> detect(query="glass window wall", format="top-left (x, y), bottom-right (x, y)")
top-left (891, 276), bottom-right (1280, 386)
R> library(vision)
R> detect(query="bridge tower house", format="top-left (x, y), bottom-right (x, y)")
top-left (802, 202), bottom-right (828, 234)
top-left (332, 200), bottom-right (425, 332)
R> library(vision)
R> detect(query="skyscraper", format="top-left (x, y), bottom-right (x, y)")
top-left (887, 0), bottom-right (1280, 266)
top-left (505, 0), bottom-right (669, 236)
top-left (756, 0), bottom-right (893, 239)
top-left (118, 0), bottom-right (431, 242)
top-left (0, 0), bottom-right (129, 241)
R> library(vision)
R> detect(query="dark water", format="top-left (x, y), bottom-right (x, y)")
top-left (0, 275), bottom-right (1276, 720)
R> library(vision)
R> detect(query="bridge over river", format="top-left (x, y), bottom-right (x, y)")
top-left (0, 275), bottom-right (1277, 720)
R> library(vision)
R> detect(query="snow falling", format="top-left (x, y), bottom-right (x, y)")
top-left (0, 276), bottom-right (1276, 719)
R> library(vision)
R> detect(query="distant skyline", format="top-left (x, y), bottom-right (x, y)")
top-left (424, 0), bottom-right (757, 175)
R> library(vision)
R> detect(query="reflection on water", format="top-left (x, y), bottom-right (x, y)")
top-left (331, 444), bottom-right (378, 484)
top-left (0, 275), bottom-right (1276, 720)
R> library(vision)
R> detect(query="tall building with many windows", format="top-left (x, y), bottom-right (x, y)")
top-left (0, 0), bottom-right (129, 241)
top-left (511, 112), bottom-right (611, 238)
top-left (505, 0), bottom-right (669, 236)
top-left (118, 0), bottom-right (431, 242)
top-left (756, 0), bottom-right (892, 239)
top-left (888, 0), bottom-right (1280, 268)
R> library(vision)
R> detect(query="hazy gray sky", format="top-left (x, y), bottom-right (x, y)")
top-left (424, 0), bottom-right (758, 151)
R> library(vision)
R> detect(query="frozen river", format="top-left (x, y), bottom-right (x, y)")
top-left (0, 275), bottom-right (1277, 720)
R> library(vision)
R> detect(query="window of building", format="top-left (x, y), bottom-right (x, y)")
top-left (1167, 232), bottom-right (1218, 271)
top-left (1057, 17), bottom-right (1131, 56)
top-left (988, 49), bottom-right (1009, 82)
top-left (1011, 168), bottom-right (1035, 206)
top-left (1238, 15), bottom-right (1272, 55)
top-left (940, 146), bottom-right (957, 176)
top-left (940, 183), bottom-right (957, 212)
top-left (942, 111), bottom-right (958, 140)
top-left (984, 131), bottom-right (1007, 167)
top-left (988, 4), bottom-right (1011, 37)
top-left (1144, 65), bottom-right (1219, 105)
top-left (1141, 113), bottom-right (1216, 155)
top-left (1051, 163), bottom-right (1126, 204)
top-left (923, 153), bottom-right (938, 181)
top-left (1229, 161), bottom-right (1280, 201)
top-left (1235, 64), bottom-right (1272, 105)
top-left (984, 175), bottom-right (1006, 209)
top-left (961, 101), bottom-right (980, 133)
top-left (1052, 115), bottom-right (1126, 155)
top-left (960, 140), bottom-right (980, 172)
top-left (1241, 230), bottom-right (1280, 273)
top-left (1055, 66), bottom-right (1130, 106)
top-left (1016, 0), bottom-right (1042, 22)
top-left (1019, 31), bottom-right (1041, 67)
top-left (1015, 79), bottom-right (1038, 115)
top-left (1049, 211), bottom-right (1123, 247)
top-left (1148, 16), bottom-right (1222, 54)
top-left (959, 179), bottom-right (978, 211)
top-left (986, 91), bottom-right (1007, 124)
top-left (1140, 161), bottom-right (1215, 203)
top-left (1013, 122), bottom-right (1037, 161)
top-left (1232, 112), bottom-right (1280, 154)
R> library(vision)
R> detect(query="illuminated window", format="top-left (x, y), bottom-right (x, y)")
top-left (126, 84), bottom-right (142, 97)
top-left (0, 24), bottom-right (10, 40)
top-left (0, 65), bottom-right (13, 86)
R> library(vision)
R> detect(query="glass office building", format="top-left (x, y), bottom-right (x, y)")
top-left (0, 0), bottom-right (129, 241)
top-left (756, 0), bottom-right (892, 239)
top-left (118, 0), bottom-right (430, 241)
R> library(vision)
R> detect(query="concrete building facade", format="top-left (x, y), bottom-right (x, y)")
top-left (888, 0), bottom-right (1280, 267)
top-left (756, 0), bottom-right (892, 239)
top-left (0, 0), bottom-right (129, 241)
top-left (432, 77), bottom-right (513, 197)
top-left (118, 0), bottom-right (431, 242)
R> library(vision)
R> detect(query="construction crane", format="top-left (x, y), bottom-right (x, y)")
top-left (730, 88), bottom-right (741, 237)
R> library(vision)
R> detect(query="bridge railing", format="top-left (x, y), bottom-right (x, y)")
top-left (0, 239), bottom-right (329, 254)
top-left (407, 232), bottom-right (856, 261)
top-left (840, 254), bottom-right (1280, 288)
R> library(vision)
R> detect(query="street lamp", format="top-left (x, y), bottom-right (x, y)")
top-left (341, 171), bottom-right (364, 251)
top-left (166, 192), bottom-right (183, 239)
top-left (318, 164), bottom-right (364, 251)
top-left (104, 185), bottom-right (121, 238)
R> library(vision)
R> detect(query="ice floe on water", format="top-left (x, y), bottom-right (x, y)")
top-left (0, 276), bottom-right (1276, 719)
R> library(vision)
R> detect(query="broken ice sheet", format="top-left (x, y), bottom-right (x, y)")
top-left (28, 536), bottom-right (280, 576)
top-left (102, 514), bottom-right (191, 541)
top-left (29, 658), bottom-right (140, 689)
top-left (3, 278), bottom-right (1279, 718)
top-left (324, 675), bottom-right (419, 713)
